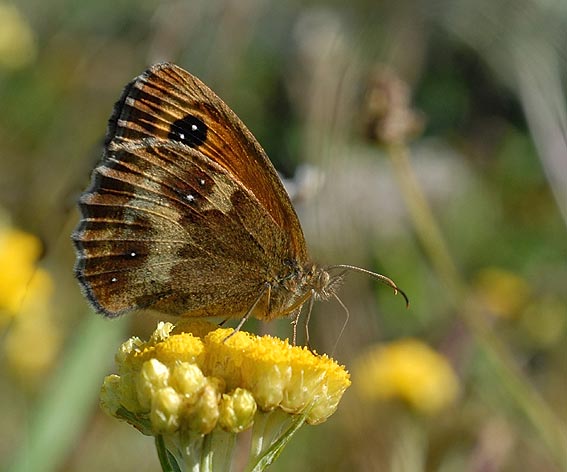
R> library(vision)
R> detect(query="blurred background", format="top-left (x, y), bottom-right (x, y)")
top-left (1, 0), bottom-right (566, 470)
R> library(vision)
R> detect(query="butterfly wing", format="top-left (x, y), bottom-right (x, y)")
top-left (106, 62), bottom-right (308, 261)
top-left (73, 140), bottom-right (292, 318)
top-left (73, 63), bottom-right (314, 318)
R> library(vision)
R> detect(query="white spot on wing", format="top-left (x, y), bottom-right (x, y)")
top-left (122, 195), bottom-right (189, 285)
top-left (199, 173), bottom-right (236, 214)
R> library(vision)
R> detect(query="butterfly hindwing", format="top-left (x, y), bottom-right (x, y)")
top-left (73, 140), bottom-right (289, 317)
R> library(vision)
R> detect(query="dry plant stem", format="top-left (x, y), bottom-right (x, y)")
top-left (388, 143), bottom-right (462, 300)
top-left (386, 141), bottom-right (567, 469)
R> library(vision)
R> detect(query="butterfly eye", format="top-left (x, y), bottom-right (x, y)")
top-left (168, 114), bottom-right (207, 148)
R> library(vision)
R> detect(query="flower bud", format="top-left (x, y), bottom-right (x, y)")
top-left (150, 387), bottom-right (182, 433)
top-left (219, 388), bottom-right (257, 433)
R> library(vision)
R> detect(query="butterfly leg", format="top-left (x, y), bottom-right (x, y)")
top-left (289, 289), bottom-right (315, 346)
top-left (303, 292), bottom-right (315, 350)
top-left (290, 307), bottom-right (302, 346)
top-left (223, 283), bottom-right (271, 342)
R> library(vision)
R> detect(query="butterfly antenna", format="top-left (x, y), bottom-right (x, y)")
top-left (327, 264), bottom-right (410, 307)
top-left (331, 293), bottom-right (350, 356)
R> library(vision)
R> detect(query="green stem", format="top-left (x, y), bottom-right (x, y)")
top-left (199, 429), bottom-right (235, 472)
top-left (387, 142), bottom-right (462, 299)
top-left (157, 429), bottom-right (236, 472)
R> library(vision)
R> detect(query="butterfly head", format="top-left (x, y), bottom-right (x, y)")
top-left (305, 265), bottom-right (345, 301)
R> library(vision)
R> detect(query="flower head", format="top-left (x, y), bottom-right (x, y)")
top-left (101, 321), bottom-right (351, 469)
top-left (102, 321), bottom-right (351, 434)
top-left (0, 225), bottom-right (60, 386)
top-left (353, 338), bottom-right (459, 415)
top-left (204, 329), bottom-right (350, 424)
top-left (0, 228), bottom-right (52, 320)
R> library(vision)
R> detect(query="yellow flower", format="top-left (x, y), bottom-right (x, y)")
top-left (204, 329), bottom-right (350, 424)
top-left (0, 228), bottom-right (52, 321)
top-left (0, 4), bottom-right (36, 70)
top-left (101, 321), bottom-right (351, 469)
top-left (354, 339), bottom-right (459, 415)
top-left (474, 267), bottom-right (531, 319)
top-left (102, 321), bottom-right (351, 433)
top-left (0, 226), bottom-right (60, 386)
top-left (4, 306), bottom-right (61, 386)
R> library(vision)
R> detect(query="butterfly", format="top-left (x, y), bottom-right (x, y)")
top-left (72, 63), bottom-right (407, 341)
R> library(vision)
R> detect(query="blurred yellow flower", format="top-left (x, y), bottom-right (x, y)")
top-left (4, 308), bottom-right (61, 386)
top-left (0, 3), bottom-right (37, 70)
top-left (0, 225), bottom-right (60, 386)
top-left (0, 228), bottom-right (52, 320)
top-left (354, 339), bottom-right (459, 415)
top-left (474, 267), bottom-right (531, 319)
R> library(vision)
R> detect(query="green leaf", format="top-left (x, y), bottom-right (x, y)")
top-left (155, 435), bottom-right (182, 472)
top-left (247, 411), bottom-right (308, 472)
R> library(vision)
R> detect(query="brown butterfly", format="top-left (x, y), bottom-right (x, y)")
top-left (72, 63), bottom-right (407, 340)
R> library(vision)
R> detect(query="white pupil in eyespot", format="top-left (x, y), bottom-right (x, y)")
top-left (111, 277), bottom-right (118, 283)
top-left (199, 179), bottom-right (205, 186)
top-left (186, 194), bottom-right (195, 202)
top-left (130, 252), bottom-right (136, 257)
top-left (179, 133), bottom-right (185, 140)
top-left (191, 124), bottom-right (198, 131)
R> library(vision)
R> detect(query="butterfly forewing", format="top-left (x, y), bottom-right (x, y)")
top-left (106, 63), bottom-right (308, 260)
top-left (74, 140), bottom-right (294, 318)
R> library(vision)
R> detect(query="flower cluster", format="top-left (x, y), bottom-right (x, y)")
top-left (101, 321), bottom-right (351, 437)
top-left (0, 224), bottom-right (60, 386)
top-left (0, 227), bottom-right (52, 320)
top-left (353, 338), bottom-right (459, 415)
